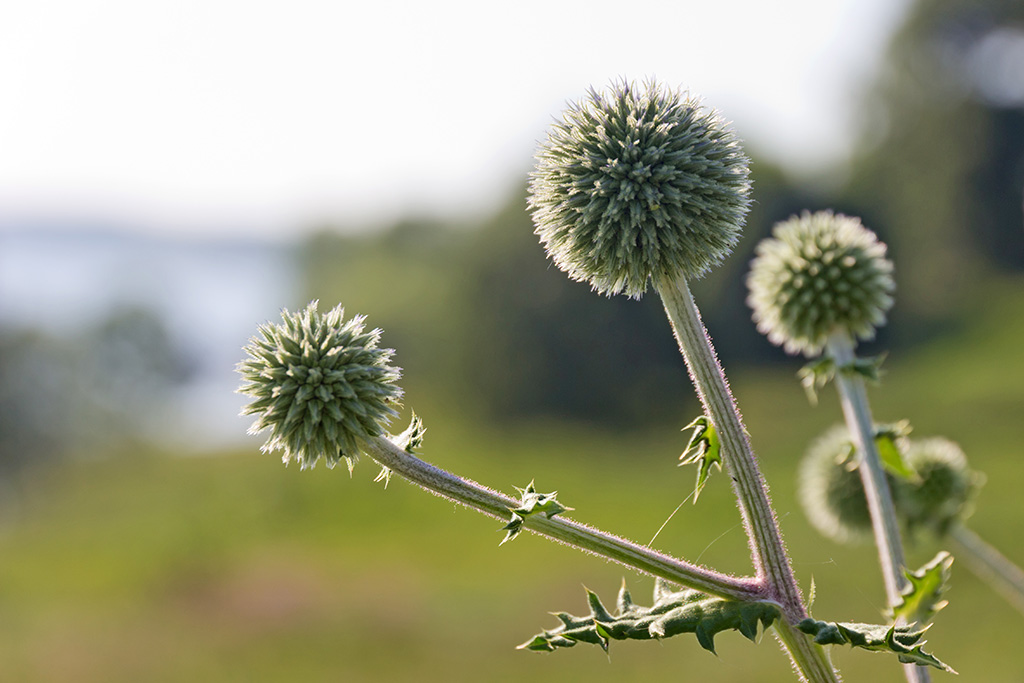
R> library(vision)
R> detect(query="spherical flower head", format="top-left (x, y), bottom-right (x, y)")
top-left (893, 438), bottom-right (981, 536)
top-left (747, 211), bottom-right (895, 356)
top-left (798, 425), bottom-right (875, 544)
top-left (237, 301), bottom-right (402, 470)
top-left (528, 79), bottom-right (751, 297)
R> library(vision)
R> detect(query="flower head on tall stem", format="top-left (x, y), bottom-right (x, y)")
top-left (528, 79), bottom-right (751, 297)
top-left (237, 301), bottom-right (402, 470)
top-left (747, 210), bottom-right (895, 356)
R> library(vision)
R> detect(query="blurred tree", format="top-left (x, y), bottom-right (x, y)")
top-left (844, 0), bottom-right (1024, 320)
top-left (456, 189), bottom-right (692, 427)
top-left (0, 307), bottom-right (189, 481)
top-left (0, 331), bottom-right (78, 476)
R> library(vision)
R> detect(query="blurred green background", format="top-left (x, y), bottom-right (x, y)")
top-left (3, 0), bottom-right (1024, 680)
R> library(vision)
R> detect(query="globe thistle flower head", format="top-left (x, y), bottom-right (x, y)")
top-left (528, 79), bottom-right (751, 297)
top-left (747, 211), bottom-right (895, 356)
top-left (894, 437), bottom-right (981, 536)
top-left (237, 301), bottom-right (402, 470)
top-left (798, 425), bottom-right (875, 544)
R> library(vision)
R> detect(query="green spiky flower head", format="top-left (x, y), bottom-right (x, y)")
top-left (528, 79), bottom-right (751, 297)
top-left (747, 211), bottom-right (895, 356)
top-left (237, 301), bottom-right (402, 470)
top-left (894, 437), bottom-right (982, 536)
top-left (798, 425), bottom-right (875, 544)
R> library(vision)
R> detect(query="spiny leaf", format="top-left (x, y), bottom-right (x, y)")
top-left (874, 420), bottom-right (917, 481)
top-left (500, 481), bottom-right (573, 545)
top-left (842, 352), bottom-right (887, 383)
top-left (680, 416), bottom-right (722, 502)
top-left (519, 581), bottom-right (780, 655)
top-left (892, 551), bottom-right (954, 627)
top-left (799, 357), bottom-right (836, 404)
top-left (797, 618), bottom-right (954, 673)
top-left (798, 354), bottom-right (886, 404)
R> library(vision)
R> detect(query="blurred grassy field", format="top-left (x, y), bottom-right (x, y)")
top-left (1, 278), bottom-right (1022, 682)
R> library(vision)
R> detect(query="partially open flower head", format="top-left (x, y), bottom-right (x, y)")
top-left (798, 425), bottom-right (875, 544)
top-left (894, 437), bottom-right (982, 537)
top-left (528, 79), bottom-right (751, 297)
top-left (237, 301), bottom-right (402, 470)
top-left (747, 211), bottom-right (895, 356)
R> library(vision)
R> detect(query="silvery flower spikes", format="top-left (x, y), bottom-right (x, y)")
top-left (237, 301), bottom-right (402, 471)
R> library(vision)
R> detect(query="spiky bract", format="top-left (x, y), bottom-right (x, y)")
top-left (747, 211), bottom-right (895, 356)
top-left (237, 301), bottom-right (402, 470)
top-left (894, 437), bottom-right (981, 536)
top-left (798, 425), bottom-right (875, 544)
top-left (528, 80), bottom-right (751, 297)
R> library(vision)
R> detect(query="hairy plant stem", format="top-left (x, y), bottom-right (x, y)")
top-left (826, 332), bottom-right (930, 683)
top-left (656, 275), bottom-right (839, 683)
top-left (361, 435), bottom-right (759, 600)
top-left (950, 524), bottom-right (1024, 617)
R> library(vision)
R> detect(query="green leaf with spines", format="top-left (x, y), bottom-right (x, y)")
top-left (797, 617), bottom-right (954, 673)
top-left (680, 416), bottom-right (722, 502)
top-left (500, 481), bottom-right (573, 545)
top-left (874, 420), bottom-right (917, 481)
top-left (799, 356), bottom-right (836, 404)
top-left (519, 579), bottom-right (780, 655)
top-left (892, 551), bottom-right (953, 627)
top-left (798, 354), bottom-right (886, 404)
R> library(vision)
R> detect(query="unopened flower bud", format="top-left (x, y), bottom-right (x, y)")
top-left (529, 79), bottom-right (751, 297)
top-left (237, 301), bottom-right (402, 470)
top-left (747, 211), bottom-right (894, 356)
top-left (798, 425), bottom-right (875, 544)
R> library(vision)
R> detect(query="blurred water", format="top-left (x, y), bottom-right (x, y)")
top-left (0, 224), bottom-right (298, 449)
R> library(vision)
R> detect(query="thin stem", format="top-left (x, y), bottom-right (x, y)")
top-left (361, 434), bottom-right (760, 601)
top-left (950, 524), bottom-right (1024, 617)
top-left (656, 275), bottom-right (840, 683)
top-left (826, 332), bottom-right (929, 683)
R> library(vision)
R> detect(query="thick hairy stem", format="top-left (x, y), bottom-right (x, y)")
top-left (657, 276), bottom-right (839, 682)
top-left (360, 435), bottom-right (759, 601)
top-left (775, 619), bottom-right (842, 683)
top-left (827, 332), bottom-right (929, 683)
top-left (950, 524), bottom-right (1024, 617)
top-left (657, 277), bottom-right (800, 607)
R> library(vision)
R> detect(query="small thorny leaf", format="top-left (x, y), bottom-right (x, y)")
top-left (519, 579), bottom-right (780, 654)
top-left (797, 617), bottom-right (954, 673)
top-left (680, 416), bottom-right (722, 502)
top-left (892, 551), bottom-right (953, 627)
top-left (500, 481), bottom-right (572, 545)
top-left (799, 357), bottom-right (836, 405)
top-left (874, 420), bottom-right (917, 481)
top-left (798, 354), bottom-right (887, 404)
top-left (376, 413), bottom-right (426, 488)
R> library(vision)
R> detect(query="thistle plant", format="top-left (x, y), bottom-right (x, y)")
top-left (747, 210), bottom-right (936, 682)
top-left (238, 80), bottom-right (956, 682)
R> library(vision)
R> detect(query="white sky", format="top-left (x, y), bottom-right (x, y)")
top-left (0, 0), bottom-right (911, 239)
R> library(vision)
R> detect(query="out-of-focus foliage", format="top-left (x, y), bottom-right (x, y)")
top-left (0, 331), bottom-right (79, 475)
top-left (843, 0), bottom-right (1024, 320)
top-left (0, 307), bottom-right (190, 478)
